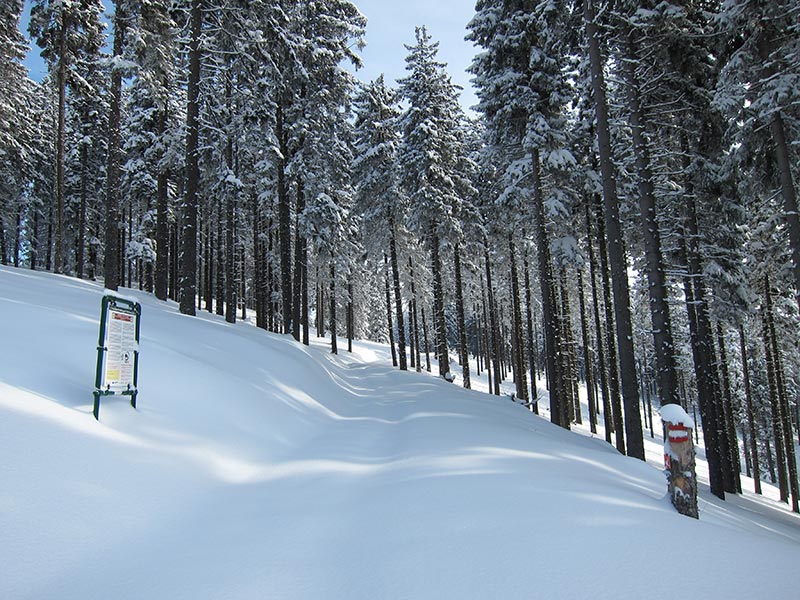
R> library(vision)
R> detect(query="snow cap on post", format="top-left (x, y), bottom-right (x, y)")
top-left (659, 403), bottom-right (695, 430)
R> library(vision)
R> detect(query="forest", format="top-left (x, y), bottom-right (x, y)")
top-left (0, 0), bottom-right (798, 511)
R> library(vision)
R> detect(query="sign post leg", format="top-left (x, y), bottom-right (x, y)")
top-left (93, 391), bottom-right (101, 421)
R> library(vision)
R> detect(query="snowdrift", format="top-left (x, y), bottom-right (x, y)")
top-left (1, 265), bottom-right (798, 599)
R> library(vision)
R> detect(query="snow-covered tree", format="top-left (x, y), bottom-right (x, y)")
top-left (0, 0), bottom-right (32, 265)
top-left (469, 0), bottom-right (579, 424)
top-left (716, 0), bottom-right (800, 309)
top-left (398, 26), bottom-right (469, 380)
top-left (29, 0), bottom-right (106, 274)
top-left (130, 0), bottom-right (179, 300)
top-left (352, 76), bottom-right (409, 369)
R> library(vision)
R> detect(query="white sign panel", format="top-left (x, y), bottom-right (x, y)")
top-left (102, 307), bottom-right (137, 390)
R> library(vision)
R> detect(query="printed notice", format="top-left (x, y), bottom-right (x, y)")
top-left (103, 308), bottom-right (137, 390)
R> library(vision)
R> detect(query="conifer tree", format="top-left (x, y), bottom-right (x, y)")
top-left (29, 0), bottom-right (105, 275)
top-left (582, 0), bottom-right (644, 457)
top-left (353, 76), bottom-right (409, 369)
top-left (0, 0), bottom-right (32, 264)
top-left (469, 0), bottom-right (577, 425)
top-left (131, 0), bottom-right (178, 301)
top-left (179, 0), bottom-right (202, 315)
top-left (716, 0), bottom-right (800, 309)
top-left (613, 4), bottom-right (681, 410)
top-left (398, 27), bottom-right (467, 380)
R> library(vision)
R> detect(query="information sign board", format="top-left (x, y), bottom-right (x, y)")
top-left (93, 295), bottom-right (141, 420)
top-left (102, 307), bottom-right (137, 390)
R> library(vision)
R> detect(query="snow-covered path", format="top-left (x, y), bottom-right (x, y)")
top-left (1, 265), bottom-right (798, 599)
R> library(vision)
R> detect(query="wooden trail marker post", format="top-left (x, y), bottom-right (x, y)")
top-left (93, 294), bottom-right (141, 420)
top-left (661, 404), bottom-right (699, 519)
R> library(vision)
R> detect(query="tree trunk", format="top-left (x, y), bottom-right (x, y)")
top-left (762, 301), bottom-right (788, 502)
top-left (622, 33), bottom-right (681, 411)
top-left (73, 138), bottom-right (86, 275)
top-left (53, 18), bottom-right (69, 275)
top-left (276, 102), bottom-right (292, 334)
top-left (254, 194), bottom-right (264, 327)
top-left (584, 0), bottom-right (644, 458)
top-left (762, 415), bottom-right (776, 484)
top-left (168, 220), bottom-right (176, 299)
top-left (409, 303), bottom-right (416, 370)
top-left (384, 255), bottom-right (397, 367)
top-left (329, 261), bottom-right (337, 354)
top-left (530, 149), bottom-right (564, 426)
top-left (680, 247), bottom-right (726, 499)
top-left (475, 302), bottom-right (483, 376)
top-left (679, 144), bottom-right (729, 499)
top-left (430, 228), bottom-right (449, 379)
top-left (454, 243), bottom-right (471, 389)
top-left (0, 216), bottom-right (6, 265)
top-left (155, 141), bottom-right (169, 301)
top-left (347, 279), bottom-right (354, 353)
top-left (240, 244), bottom-right (246, 319)
top-left (225, 77), bottom-right (236, 324)
top-left (509, 237), bottom-right (527, 401)
top-left (421, 305), bottom-right (431, 372)
top-left (292, 178), bottom-right (306, 339)
top-left (484, 247), bottom-right (501, 395)
top-left (390, 224), bottom-right (407, 370)
top-left (409, 257), bottom-right (422, 372)
top-left (716, 323), bottom-right (742, 493)
top-left (179, 0), bottom-right (201, 315)
top-left (764, 277), bottom-right (799, 512)
top-left (742, 424), bottom-right (752, 478)
top-left (126, 205), bottom-right (133, 288)
top-left (585, 200), bottom-right (611, 440)
top-left (739, 324), bottom-right (761, 494)
top-left (594, 192), bottom-right (623, 449)
top-left (268, 221), bottom-right (276, 331)
top-left (216, 210), bottom-right (224, 316)
top-left (523, 252), bottom-right (539, 413)
top-left (482, 279), bottom-right (493, 394)
top-left (45, 202), bottom-right (52, 271)
top-left (316, 272), bottom-right (324, 337)
top-left (499, 304), bottom-right (508, 382)
top-left (31, 210), bottom-right (40, 270)
top-left (559, 271), bottom-right (578, 426)
top-left (204, 214), bottom-right (213, 312)
top-left (578, 270), bottom-right (597, 433)
top-left (301, 246), bottom-right (309, 345)
top-left (13, 208), bottom-right (21, 267)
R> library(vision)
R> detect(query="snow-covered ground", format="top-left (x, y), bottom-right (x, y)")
top-left (1, 264), bottom-right (798, 599)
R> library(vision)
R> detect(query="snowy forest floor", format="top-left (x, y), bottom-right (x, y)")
top-left (1, 264), bottom-right (798, 600)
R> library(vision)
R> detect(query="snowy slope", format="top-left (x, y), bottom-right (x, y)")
top-left (1, 264), bottom-right (798, 600)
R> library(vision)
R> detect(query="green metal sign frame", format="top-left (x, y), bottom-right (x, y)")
top-left (93, 294), bottom-right (141, 420)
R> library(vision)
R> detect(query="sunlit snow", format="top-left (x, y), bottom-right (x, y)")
top-left (1, 265), bottom-right (797, 599)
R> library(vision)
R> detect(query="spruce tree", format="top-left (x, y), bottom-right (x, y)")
top-left (179, 0), bottom-right (202, 315)
top-left (398, 27), bottom-right (467, 380)
top-left (353, 77), bottom-right (409, 369)
top-left (29, 0), bottom-right (105, 275)
top-left (582, 0), bottom-right (644, 457)
top-left (469, 0), bottom-right (577, 426)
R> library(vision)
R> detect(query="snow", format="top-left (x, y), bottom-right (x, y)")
top-left (660, 403), bottom-right (696, 430)
top-left (1, 264), bottom-right (799, 599)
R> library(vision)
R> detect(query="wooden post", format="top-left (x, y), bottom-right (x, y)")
top-left (661, 404), bottom-right (699, 519)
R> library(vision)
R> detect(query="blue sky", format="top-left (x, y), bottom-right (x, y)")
top-left (20, 0), bottom-right (478, 111)
top-left (353, 0), bottom-right (478, 111)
